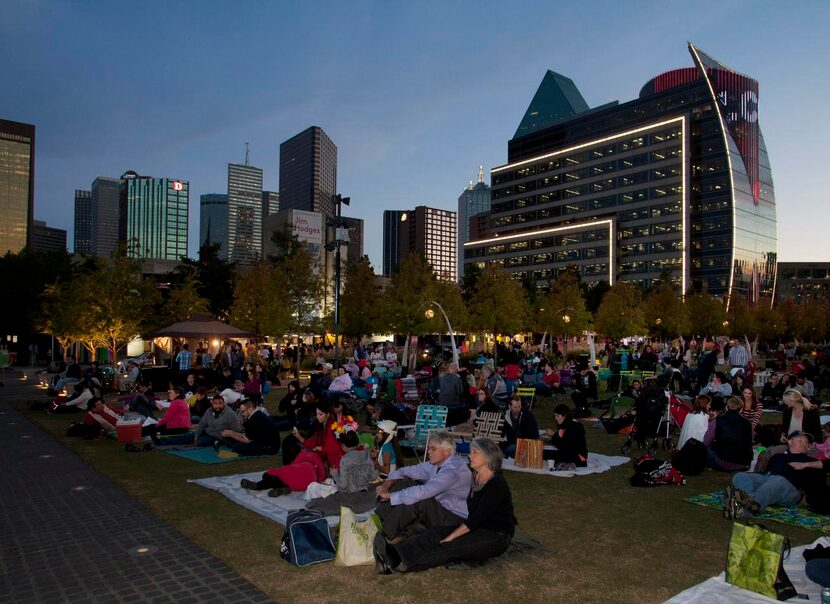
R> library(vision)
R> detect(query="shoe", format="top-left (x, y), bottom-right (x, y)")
top-left (213, 440), bottom-right (221, 453)
top-left (723, 486), bottom-right (742, 520)
top-left (267, 486), bottom-right (291, 497)
top-left (733, 489), bottom-right (761, 515)
top-left (240, 479), bottom-right (259, 490)
top-left (374, 532), bottom-right (392, 575)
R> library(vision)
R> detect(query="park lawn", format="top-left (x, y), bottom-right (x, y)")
top-left (14, 391), bottom-right (823, 604)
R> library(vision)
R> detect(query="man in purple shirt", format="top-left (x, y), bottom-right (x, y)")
top-left (375, 431), bottom-right (472, 539)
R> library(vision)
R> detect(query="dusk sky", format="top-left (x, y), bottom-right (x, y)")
top-left (2, 0), bottom-right (828, 268)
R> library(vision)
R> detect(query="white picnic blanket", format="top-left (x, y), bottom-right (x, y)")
top-left (502, 452), bottom-right (629, 478)
top-left (188, 471), bottom-right (372, 527)
top-left (665, 537), bottom-right (830, 603)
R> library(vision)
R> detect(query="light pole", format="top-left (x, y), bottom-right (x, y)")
top-left (424, 300), bottom-right (459, 367)
top-left (329, 194), bottom-right (351, 370)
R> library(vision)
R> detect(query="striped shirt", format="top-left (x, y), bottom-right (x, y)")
top-left (728, 345), bottom-right (749, 368)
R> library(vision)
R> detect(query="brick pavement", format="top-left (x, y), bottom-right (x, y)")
top-left (0, 379), bottom-right (274, 604)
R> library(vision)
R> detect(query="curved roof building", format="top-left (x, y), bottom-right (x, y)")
top-left (464, 43), bottom-right (777, 303)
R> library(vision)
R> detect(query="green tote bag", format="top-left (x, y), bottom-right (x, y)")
top-left (725, 522), bottom-right (796, 600)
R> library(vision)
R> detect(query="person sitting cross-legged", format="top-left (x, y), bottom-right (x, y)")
top-left (374, 431), bottom-right (472, 542)
top-left (500, 395), bottom-right (539, 458)
top-left (161, 395), bottom-right (242, 448)
top-left (374, 437), bottom-right (516, 574)
top-left (220, 399), bottom-right (281, 456)
top-left (724, 430), bottom-right (825, 519)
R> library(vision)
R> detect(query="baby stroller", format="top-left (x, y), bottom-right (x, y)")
top-left (621, 389), bottom-right (665, 455)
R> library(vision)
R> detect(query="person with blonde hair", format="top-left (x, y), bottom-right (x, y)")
top-left (781, 388), bottom-right (823, 444)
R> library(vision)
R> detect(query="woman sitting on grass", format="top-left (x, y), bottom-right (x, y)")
top-left (374, 437), bottom-right (515, 573)
top-left (330, 422), bottom-right (377, 492)
top-left (241, 401), bottom-right (343, 497)
top-left (372, 419), bottom-right (400, 478)
top-left (142, 385), bottom-right (191, 438)
top-left (543, 404), bottom-right (588, 469)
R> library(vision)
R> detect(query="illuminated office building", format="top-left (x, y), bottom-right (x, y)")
top-left (457, 166), bottom-right (490, 278)
top-left (227, 162), bottom-right (263, 265)
top-left (74, 189), bottom-right (92, 255)
top-left (464, 43), bottom-right (777, 301)
top-left (400, 206), bottom-right (457, 281)
top-left (0, 119), bottom-right (34, 254)
top-left (119, 171), bottom-right (188, 261)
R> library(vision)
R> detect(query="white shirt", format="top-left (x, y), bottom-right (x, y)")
top-left (677, 412), bottom-right (709, 450)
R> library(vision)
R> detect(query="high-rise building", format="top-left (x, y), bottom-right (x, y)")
top-left (30, 220), bottom-right (66, 253)
top-left (775, 262), bottom-right (830, 304)
top-left (382, 210), bottom-right (405, 276)
top-left (73, 189), bottom-right (92, 255)
top-left (261, 190), bottom-right (279, 252)
top-left (0, 119), bottom-right (35, 254)
top-left (119, 170), bottom-right (188, 261)
top-left (90, 176), bottom-right (121, 257)
top-left (457, 166), bottom-right (490, 278)
top-left (399, 206), bottom-right (457, 281)
top-left (199, 193), bottom-right (228, 258)
top-left (227, 163), bottom-right (263, 265)
top-left (279, 126), bottom-right (337, 216)
top-left (463, 43), bottom-right (777, 302)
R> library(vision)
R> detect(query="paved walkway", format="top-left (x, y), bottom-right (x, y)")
top-left (0, 376), bottom-right (274, 604)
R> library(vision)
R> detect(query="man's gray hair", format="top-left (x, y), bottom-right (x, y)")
top-left (428, 431), bottom-right (456, 451)
top-left (470, 438), bottom-right (503, 472)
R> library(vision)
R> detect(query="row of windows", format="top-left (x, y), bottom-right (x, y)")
top-left (620, 239), bottom-right (682, 257)
top-left (493, 126), bottom-right (684, 185)
top-left (492, 148), bottom-right (682, 200)
top-left (503, 246), bottom-right (611, 267)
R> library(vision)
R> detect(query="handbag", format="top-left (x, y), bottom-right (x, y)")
top-left (279, 509), bottom-right (336, 567)
top-left (514, 438), bottom-right (543, 469)
top-left (725, 522), bottom-right (797, 600)
top-left (334, 507), bottom-right (381, 567)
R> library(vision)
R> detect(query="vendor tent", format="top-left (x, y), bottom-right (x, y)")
top-left (147, 315), bottom-right (256, 339)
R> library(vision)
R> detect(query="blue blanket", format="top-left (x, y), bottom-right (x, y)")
top-left (163, 447), bottom-right (273, 464)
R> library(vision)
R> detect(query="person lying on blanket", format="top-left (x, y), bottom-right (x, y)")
top-left (724, 430), bottom-right (825, 519)
top-left (374, 431), bottom-right (472, 541)
top-left (373, 437), bottom-right (516, 574)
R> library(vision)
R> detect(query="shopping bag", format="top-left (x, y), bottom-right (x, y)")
top-left (334, 506), bottom-right (381, 567)
top-left (514, 438), bottom-right (543, 469)
top-left (725, 522), bottom-right (796, 600)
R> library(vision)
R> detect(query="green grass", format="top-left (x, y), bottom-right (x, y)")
top-left (15, 390), bottom-right (824, 604)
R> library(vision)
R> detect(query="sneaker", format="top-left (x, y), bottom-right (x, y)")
top-left (723, 486), bottom-right (742, 520)
top-left (240, 479), bottom-right (259, 490)
top-left (733, 489), bottom-right (761, 515)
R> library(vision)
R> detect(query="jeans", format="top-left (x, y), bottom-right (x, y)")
top-left (53, 377), bottom-right (79, 392)
top-left (806, 559), bottom-right (830, 587)
top-left (160, 432), bottom-right (218, 447)
top-left (391, 525), bottom-right (512, 572)
top-left (732, 472), bottom-right (802, 513)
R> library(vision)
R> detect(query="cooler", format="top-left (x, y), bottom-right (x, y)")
top-left (116, 418), bottom-right (142, 443)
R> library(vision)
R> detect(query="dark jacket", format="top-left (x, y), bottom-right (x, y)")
top-left (713, 410), bottom-right (753, 466)
top-left (243, 409), bottom-right (281, 453)
top-left (782, 407), bottom-right (824, 445)
top-left (549, 417), bottom-right (588, 461)
top-left (502, 409), bottom-right (539, 446)
top-left (573, 370), bottom-right (598, 400)
top-left (438, 373), bottom-right (464, 406)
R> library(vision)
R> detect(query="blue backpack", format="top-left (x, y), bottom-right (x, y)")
top-left (279, 509), bottom-right (335, 566)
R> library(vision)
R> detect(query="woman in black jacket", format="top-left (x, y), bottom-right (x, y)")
top-left (544, 404), bottom-right (588, 467)
top-left (781, 388), bottom-right (823, 445)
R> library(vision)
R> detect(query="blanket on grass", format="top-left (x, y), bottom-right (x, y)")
top-left (686, 491), bottom-right (830, 533)
top-left (445, 531), bottom-right (549, 571)
top-left (665, 537), bottom-right (830, 603)
top-left (502, 452), bottom-right (629, 477)
top-left (189, 471), bottom-right (374, 527)
top-left (161, 446), bottom-right (273, 464)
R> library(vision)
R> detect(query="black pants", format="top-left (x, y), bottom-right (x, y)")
top-left (52, 404), bottom-right (83, 414)
top-left (375, 479), bottom-right (465, 539)
top-left (231, 441), bottom-right (277, 456)
top-left (249, 473), bottom-right (287, 490)
top-left (141, 425), bottom-right (188, 437)
top-left (391, 525), bottom-right (511, 572)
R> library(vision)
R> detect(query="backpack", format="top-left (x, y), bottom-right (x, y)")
top-left (629, 454), bottom-right (685, 487)
top-left (279, 509), bottom-right (336, 566)
top-left (672, 438), bottom-right (708, 476)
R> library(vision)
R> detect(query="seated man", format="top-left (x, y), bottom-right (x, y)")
top-left (122, 381), bottom-right (156, 419)
top-left (163, 395), bottom-right (242, 447)
top-left (115, 361), bottom-right (140, 393)
top-left (700, 371), bottom-right (733, 408)
top-left (500, 395), bottom-right (539, 458)
top-left (51, 357), bottom-right (82, 394)
top-left (760, 372), bottom-right (785, 409)
top-left (220, 399), bottom-right (280, 456)
top-left (374, 431), bottom-right (472, 540)
top-left (725, 430), bottom-right (824, 518)
top-left (534, 364), bottom-right (561, 397)
top-left (708, 396), bottom-right (753, 472)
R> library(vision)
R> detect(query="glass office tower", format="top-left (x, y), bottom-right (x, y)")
top-left (119, 171), bottom-right (188, 261)
top-left (227, 163), bottom-right (263, 265)
top-left (464, 43), bottom-right (776, 302)
top-left (200, 193), bottom-right (229, 258)
top-left (74, 189), bottom-right (92, 255)
top-left (0, 119), bottom-right (34, 254)
top-left (279, 126), bottom-right (337, 216)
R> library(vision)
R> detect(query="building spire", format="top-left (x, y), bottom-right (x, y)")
top-left (477, 165), bottom-right (484, 184)
top-left (244, 142), bottom-right (250, 166)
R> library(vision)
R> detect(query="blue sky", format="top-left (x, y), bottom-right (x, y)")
top-left (2, 0), bottom-right (828, 268)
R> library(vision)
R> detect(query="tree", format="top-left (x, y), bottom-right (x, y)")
top-left (538, 271), bottom-right (592, 347)
top-left (467, 264), bottom-right (529, 364)
top-left (382, 253), bottom-right (436, 339)
top-left (173, 242), bottom-right (236, 318)
top-left (274, 247), bottom-right (325, 367)
top-left (594, 282), bottom-right (645, 339)
top-left (430, 278), bottom-right (469, 338)
top-left (642, 281), bottom-right (690, 339)
top-left (339, 256), bottom-right (381, 339)
top-left (229, 263), bottom-right (287, 337)
top-left (753, 299), bottom-right (786, 344)
top-left (164, 274), bottom-right (209, 324)
top-left (583, 279), bottom-right (611, 314)
top-left (685, 289), bottom-right (727, 338)
top-left (724, 295), bottom-right (757, 341)
top-left (268, 226), bottom-right (302, 264)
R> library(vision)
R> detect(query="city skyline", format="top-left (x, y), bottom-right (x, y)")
top-left (2, 1), bottom-right (828, 270)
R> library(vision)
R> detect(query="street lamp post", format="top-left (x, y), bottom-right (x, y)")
top-left (425, 300), bottom-right (459, 367)
top-left (329, 194), bottom-right (351, 370)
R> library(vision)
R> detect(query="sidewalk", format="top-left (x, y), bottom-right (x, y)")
top-left (0, 377), bottom-right (274, 604)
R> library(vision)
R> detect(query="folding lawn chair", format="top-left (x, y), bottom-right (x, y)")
top-left (451, 411), bottom-right (505, 455)
top-left (516, 386), bottom-right (537, 409)
top-left (399, 404), bottom-right (448, 462)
